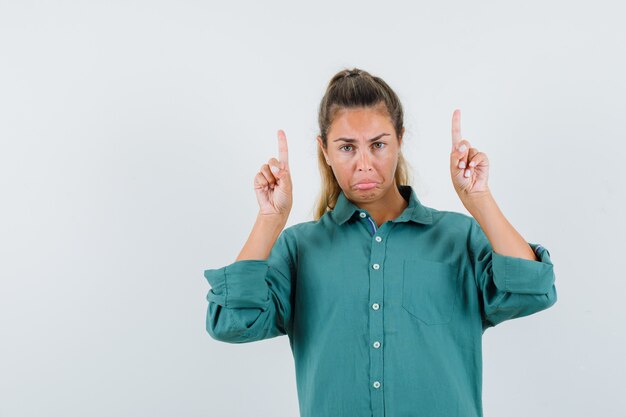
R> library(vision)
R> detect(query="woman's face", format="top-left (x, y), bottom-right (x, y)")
top-left (317, 106), bottom-right (404, 205)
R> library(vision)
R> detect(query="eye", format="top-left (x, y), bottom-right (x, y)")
top-left (340, 145), bottom-right (354, 152)
top-left (373, 142), bottom-right (385, 149)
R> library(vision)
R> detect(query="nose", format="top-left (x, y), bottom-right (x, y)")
top-left (357, 149), bottom-right (373, 171)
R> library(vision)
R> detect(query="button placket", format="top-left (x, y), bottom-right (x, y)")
top-left (368, 221), bottom-right (387, 414)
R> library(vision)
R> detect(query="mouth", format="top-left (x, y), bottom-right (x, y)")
top-left (354, 182), bottom-right (378, 190)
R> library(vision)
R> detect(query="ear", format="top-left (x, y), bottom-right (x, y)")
top-left (317, 136), bottom-right (330, 164)
top-left (398, 128), bottom-right (405, 146)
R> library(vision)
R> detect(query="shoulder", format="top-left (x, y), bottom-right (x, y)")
top-left (283, 219), bottom-right (321, 236)
top-left (278, 212), bottom-right (342, 250)
top-left (281, 216), bottom-right (329, 243)
top-left (424, 204), bottom-right (476, 234)
top-left (422, 206), bottom-right (488, 255)
top-left (270, 218), bottom-right (327, 267)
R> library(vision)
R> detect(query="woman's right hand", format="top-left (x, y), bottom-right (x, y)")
top-left (253, 130), bottom-right (293, 218)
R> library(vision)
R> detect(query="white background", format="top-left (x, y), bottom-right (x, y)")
top-left (1, 1), bottom-right (624, 416)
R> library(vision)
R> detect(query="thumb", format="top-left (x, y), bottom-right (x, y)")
top-left (273, 160), bottom-right (288, 173)
top-left (270, 161), bottom-right (290, 182)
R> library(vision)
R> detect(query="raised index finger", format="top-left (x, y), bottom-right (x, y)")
top-left (277, 129), bottom-right (289, 169)
top-left (451, 109), bottom-right (461, 149)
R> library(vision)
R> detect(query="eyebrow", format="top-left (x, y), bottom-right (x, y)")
top-left (332, 133), bottom-right (391, 143)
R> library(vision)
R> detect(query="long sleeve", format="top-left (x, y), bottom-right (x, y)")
top-left (204, 228), bottom-right (296, 343)
top-left (468, 218), bottom-right (558, 331)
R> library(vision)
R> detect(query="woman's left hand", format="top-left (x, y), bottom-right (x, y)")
top-left (450, 109), bottom-right (490, 199)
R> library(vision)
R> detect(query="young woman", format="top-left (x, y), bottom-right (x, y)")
top-left (204, 68), bottom-right (557, 417)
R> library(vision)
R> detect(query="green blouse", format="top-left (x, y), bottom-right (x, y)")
top-left (204, 185), bottom-right (557, 417)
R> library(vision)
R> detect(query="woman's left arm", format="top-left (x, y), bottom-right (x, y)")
top-left (461, 191), bottom-right (538, 261)
top-left (449, 109), bottom-right (538, 261)
top-left (449, 109), bottom-right (557, 329)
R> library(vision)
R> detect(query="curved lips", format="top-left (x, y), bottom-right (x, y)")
top-left (354, 180), bottom-right (379, 190)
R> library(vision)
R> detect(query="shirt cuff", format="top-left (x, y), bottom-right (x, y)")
top-left (204, 260), bottom-right (270, 308)
top-left (491, 243), bottom-right (555, 295)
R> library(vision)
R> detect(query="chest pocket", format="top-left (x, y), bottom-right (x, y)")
top-left (402, 258), bottom-right (460, 325)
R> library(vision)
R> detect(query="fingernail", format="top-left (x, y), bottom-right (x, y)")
top-left (459, 144), bottom-right (467, 152)
top-left (469, 161), bottom-right (476, 167)
top-left (459, 161), bottom-right (466, 169)
top-left (464, 169), bottom-right (470, 177)
top-left (271, 165), bottom-right (279, 174)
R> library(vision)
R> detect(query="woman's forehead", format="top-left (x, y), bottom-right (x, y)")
top-left (329, 107), bottom-right (394, 138)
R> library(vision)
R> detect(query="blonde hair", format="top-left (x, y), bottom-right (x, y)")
top-left (313, 68), bottom-right (413, 220)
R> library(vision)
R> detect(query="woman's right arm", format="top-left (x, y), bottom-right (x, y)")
top-left (204, 130), bottom-right (295, 343)
top-left (237, 129), bottom-right (292, 261)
